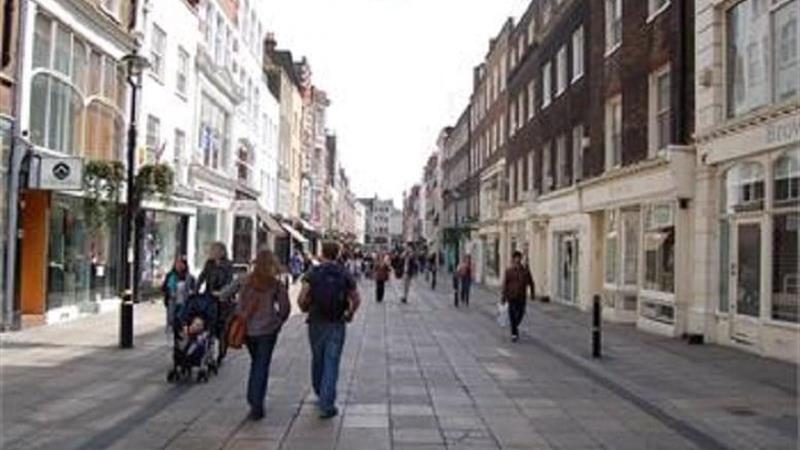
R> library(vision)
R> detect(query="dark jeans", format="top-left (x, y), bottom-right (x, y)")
top-left (508, 299), bottom-right (527, 337)
top-left (375, 280), bottom-right (386, 302)
top-left (430, 270), bottom-right (437, 290)
top-left (246, 333), bottom-right (279, 414)
top-left (459, 277), bottom-right (471, 306)
top-left (308, 322), bottom-right (346, 413)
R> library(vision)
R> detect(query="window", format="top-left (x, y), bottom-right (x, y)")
top-left (517, 158), bottom-right (525, 195)
top-left (146, 115), bottom-right (161, 163)
top-left (775, 149), bottom-right (800, 204)
top-left (772, 212), bottom-right (799, 323)
top-left (542, 141), bottom-right (552, 194)
top-left (622, 209), bottom-right (640, 286)
top-left (518, 94), bottom-right (525, 130)
top-left (85, 101), bottom-right (123, 160)
top-left (499, 114), bottom-right (505, 146)
top-left (727, 0), bottom-right (799, 117)
top-left (572, 26), bottom-right (584, 82)
top-left (174, 129), bottom-right (186, 184)
top-left (528, 80), bottom-right (536, 119)
top-left (644, 204), bottom-right (675, 293)
top-left (556, 134), bottom-right (568, 188)
top-left (605, 0), bottom-right (622, 52)
top-left (527, 19), bottom-right (536, 46)
top-left (176, 47), bottom-right (189, 96)
top-left (650, 67), bottom-right (671, 153)
top-left (605, 210), bottom-right (619, 284)
top-left (150, 25), bottom-right (166, 79)
top-left (606, 95), bottom-right (623, 168)
top-left (542, 61), bottom-right (552, 107)
top-left (723, 162), bottom-right (765, 213)
top-left (528, 151), bottom-right (536, 193)
top-left (572, 124), bottom-right (584, 182)
top-left (101, 0), bottom-right (123, 22)
top-left (509, 104), bottom-right (517, 137)
top-left (556, 46), bottom-right (567, 96)
top-left (199, 94), bottom-right (230, 170)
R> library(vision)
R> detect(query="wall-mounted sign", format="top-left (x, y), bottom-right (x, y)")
top-left (34, 156), bottom-right (83, 191)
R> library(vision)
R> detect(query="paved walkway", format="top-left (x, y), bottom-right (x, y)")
top-left (0, 277), bottom-right (796, 450)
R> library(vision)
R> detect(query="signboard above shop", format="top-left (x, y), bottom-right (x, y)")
top-left (31, 156), bottom-right (84, 191)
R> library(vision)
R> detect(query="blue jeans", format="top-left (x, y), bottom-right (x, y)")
top-left (308, 322), bottom-right (346, 413)
top-left (459, 277), bottom-right (472, 305)
top-left (246, 333), bottom-right (278, 414)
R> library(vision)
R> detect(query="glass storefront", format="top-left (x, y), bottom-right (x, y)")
top-left (233, 215), bottom-right (254, 265)
top-left (140, 210), bottom-right (187, 294)
top-left (555, 233), bottom-right (579, 303)
top-left (47, 194), bottom-right (120, 309)
top-left (195, 207), bottom-right (221, 269)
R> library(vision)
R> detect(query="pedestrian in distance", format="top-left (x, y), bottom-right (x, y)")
top-left (161, 256), bottom-right (196, 338)
top-left (456, 255), bottom-right (473, 307)
top-left (290, 251), bottom-right (304, 283)
top-left (373, 253), bottom-right (392, 303)
top-left (234, 250), bottom-right (291, 420)
top-left (298, 241), bottom-right (362, 419)
top-left (401, 248), bottom-right (419, 303)
top-left (502, 250), bottom-right (535, 342)
top-left (197, 242), bottom-right (235, 365)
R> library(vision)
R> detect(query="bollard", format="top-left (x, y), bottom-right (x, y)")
top-left (592, 294), bottom-right (601, 358)
top-left (120, 292), bottom-right (134, 349)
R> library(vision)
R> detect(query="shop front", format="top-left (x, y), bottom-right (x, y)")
top-left (231, 200), bottom-right (286, 273)
top-left (139, 209), bottom-right (189, 296)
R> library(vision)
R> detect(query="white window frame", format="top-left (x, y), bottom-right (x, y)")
top-left (605, 95), bottom-right (623, 170)
top-left (542, 61), bottom-right (552, 108)
top-left (648, 65), bottom-right (671, 156)
top-left (605, 0), bottom-right (622, 55)
top-left (572, 26), bottom-right (584, 83)
top-left (572, 124), bottom-right (584, 182)
top-left (543, 141), bottom-right (553, 194)
top-left (527, 19), bottom-right (536, 46)
top-left (150, 24), bottom-right (166, 81)
top-left (528, 80), bottom-right (536, 120)
top-left (146, 115), bottom-right (161, 163)
top-left (556, 45), bottom-right (568, 96)
top-left (647, 0), bottom-right (671, 23)
top-left (556, 134), bottom-right (568, 188)
top-left (176, 47), bottom-right (189, 97)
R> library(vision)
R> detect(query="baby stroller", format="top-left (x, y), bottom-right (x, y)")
top-left (167, 293), bottom-right (219, 383)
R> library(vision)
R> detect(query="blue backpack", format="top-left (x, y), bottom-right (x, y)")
top-left (309, 263), bottom-right (351, 322)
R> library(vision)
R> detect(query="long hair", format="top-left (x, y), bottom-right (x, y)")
top-left (246, 250), bottom-right (280, 290)
top-left (209, 241), bottom-right (228, 261)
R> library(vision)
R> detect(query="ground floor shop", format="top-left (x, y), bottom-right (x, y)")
top-left (139, 208), bottom-right (191, 296)
top-left (694, 112), bottom-right (799, 362)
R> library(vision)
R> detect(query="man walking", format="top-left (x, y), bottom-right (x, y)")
top-left (456, 255), bottom-right (473, 307)
top-left (429, 252), bottom-right (438, 290)
top-left (502, 251), bottom-right (534, 342)
top-left (374, 253), bottom-right (391, 303)
top-left (401, 248), bottom-right (418, 303)
top-left (298, 241), bottom-right (362, 418)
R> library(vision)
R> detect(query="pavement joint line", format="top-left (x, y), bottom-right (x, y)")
top-left (466, 288), bottom-right (731, 450)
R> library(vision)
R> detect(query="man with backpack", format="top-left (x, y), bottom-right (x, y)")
top-left (298, 241), bottom-right (361, 419)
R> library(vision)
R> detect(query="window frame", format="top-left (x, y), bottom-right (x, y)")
top-left (150, 24), bottom-right (167, 81)
top-left (605, 0), bottom-right (623, 55)
top-left (605, 95), bottom-right (623, 170)
top-left (556, 45), bottom-right (568, 96)
top-left (176, 46), bottom-right (189, 97)
top-left (542, 61), bottom-right (552, 108)
top-left (572, 26), bottom-right (585, 83)
top-left (648, 65), bottom-right (672, 156)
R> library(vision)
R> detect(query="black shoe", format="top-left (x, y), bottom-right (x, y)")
top-left (511, 334), bottom-right (519, 342)
top-left (319, 407), bottom-right (339, 419)
top-left (248, 408), bottom-right (264, 421)
top-left (401, 298), bottom-right (407, 303)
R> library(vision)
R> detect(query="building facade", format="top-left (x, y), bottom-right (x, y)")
top-left (442, 106), bottom-right (473, 270)
top-left (692, 0), bottom-right (798, 361)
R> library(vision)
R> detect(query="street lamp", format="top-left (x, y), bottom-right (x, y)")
top-left (118, 46), bottom-right (149, 349)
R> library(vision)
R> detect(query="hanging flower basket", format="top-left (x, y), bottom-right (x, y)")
top-left (83, 160), bottom-right (125, 230)
top-left (135, 163), bottom-right (175, 204)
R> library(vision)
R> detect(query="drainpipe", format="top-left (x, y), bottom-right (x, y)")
top-left (673, 0), bottom-right (688, 144)
top-left (4, 0), bottom-right (29, 330)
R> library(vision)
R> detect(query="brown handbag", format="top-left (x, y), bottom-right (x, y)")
top-left (227, 286), bottom-right (261, 350)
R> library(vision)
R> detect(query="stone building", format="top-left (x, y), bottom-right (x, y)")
top-left (441, 106), bottom-right (473, 270)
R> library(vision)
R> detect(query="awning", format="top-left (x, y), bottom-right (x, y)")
top-left (282, 223), bottom-right (309, 244)
top-left (297, 218), bottom-right (319, 234)
top-left (259, 212), bottom-right (286, 237)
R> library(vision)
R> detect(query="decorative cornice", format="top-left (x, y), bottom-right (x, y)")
top-left (62, 0), bottom-right (135, 50)
top-left (196, 46), bottom-right (245, 104)
top-left (695, 101), bottom-right (800, 145)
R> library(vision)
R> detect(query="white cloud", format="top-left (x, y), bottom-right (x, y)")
top-left (263, 0), bottom-right (529, 204)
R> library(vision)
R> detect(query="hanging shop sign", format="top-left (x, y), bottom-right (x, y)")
top-left (33, 156), bottom-right (84, 191)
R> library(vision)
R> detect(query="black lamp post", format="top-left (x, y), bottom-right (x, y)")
top-left (119, 47), bottom-right (149, 349)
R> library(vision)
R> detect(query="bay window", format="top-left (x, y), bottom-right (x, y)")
top-left (727, 0), bottom-right (799, 118)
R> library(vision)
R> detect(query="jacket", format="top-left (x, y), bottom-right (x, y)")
top-left (503, 264), bottom-right (534, 301)
top-left (235, 281), bottom-right (291, 336)
top-left (161, 270), bottom-right (196, 305)
top-left (198, 259), bottom-right (234, 295)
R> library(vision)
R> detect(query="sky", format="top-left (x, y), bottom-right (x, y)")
top-left (265, 0), bottom-right (530, 207)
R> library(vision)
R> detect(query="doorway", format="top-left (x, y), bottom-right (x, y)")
top-left (556, 233), bottom-right (579, 304)
top-left (730, 220), bottom-right (762, 343)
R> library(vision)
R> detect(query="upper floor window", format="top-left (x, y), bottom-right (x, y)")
top-left (605, 95), bottom-right (623, 169)
top-left (517, 93), bottom-right (526, 129)
top-left (542, 141), bottom-right (553, 194)
top-left (775, 149), bottom-right (800, 205)
top-left (727, 0), bottom-right (799, 118)
top-left (556, 134), bottom-right (569, 188)
top-left (146, 115), bottom-right (161, 164)
top-left (723, 162), bottom-right (765, 213)
top-left (528, 80), bottom-right (536, 119)
top-left (542, 61), bottom-right (552, 107)
top-left (649, 66), bottom-right (671, 154)
top-left (199, 94), bottom-right (230, 171)
top-left (527, 19), bottom-right (536, 46)
top-left (176, 47), bottom-right (189, 96)
top-left (150, 25), bottom-right (166, 80)
top-left (648, 0), bottom-right (670, 19)
top-left (605, 0), bottom-right (623, 53)
top-left (572, 26), bottom-right (584, 82)
top-left (556, 45), bottom-right (567, 96)
top-left (572, 124), bottom-right (584, 182)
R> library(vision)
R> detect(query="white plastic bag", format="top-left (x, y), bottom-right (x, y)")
top-left (496, 302), bottom-right (509, 327)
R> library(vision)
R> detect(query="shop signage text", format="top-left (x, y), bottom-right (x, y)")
top-left (767, 117), bottom-right (800, 146)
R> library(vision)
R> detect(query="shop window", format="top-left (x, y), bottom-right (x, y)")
top-left (233, 216), bottom-right (254, 264)
top-left (774, 149), bottom-right (799, 205)
top-left (723, 162), bottom-right (765, 213)
top-left (622, 209), bottom-right (640, 286)
top-left (772, 213), bottom-right (799, 322)
top-left (141, 211), bottom-right (183, 292)
top-left (719, 220), bottom-right (730, 312)
top-left (727, 0), bottom-right (799, 117)
top-left (643, 204), bottom-right (675, 293)
top-left (605, 210), bottom-right (619, 284)
top-left (29, 73), bottom-right (84, 154)
top-left (195, 208), bottom-right (220, 269)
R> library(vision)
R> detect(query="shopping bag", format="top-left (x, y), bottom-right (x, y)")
top-left (496, 302), bottom-right (509, 327)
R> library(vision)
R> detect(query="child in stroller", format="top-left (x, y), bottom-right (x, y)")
top-left (167, 292), bottom-right (219, 383)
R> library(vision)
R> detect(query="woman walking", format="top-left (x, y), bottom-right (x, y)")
top-left (236, 250), bottom-right (291, 420)
top-left (373, 253), bottom-right (391, 303)
top-left (197, 242), bottom-right (235, 365)
top-left (161, 256), bottom-right (195, 338)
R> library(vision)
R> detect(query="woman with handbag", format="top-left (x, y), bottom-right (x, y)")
top-left (230, 250), bottom-right (291, 420)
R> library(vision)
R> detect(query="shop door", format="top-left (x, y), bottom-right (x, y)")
top-left (557, 234), bottom-right (579, 303)
top-left (730, 220), bottom-right (762, 344)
